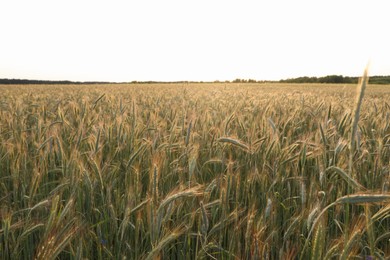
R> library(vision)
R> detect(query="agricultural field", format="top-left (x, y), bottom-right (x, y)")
top-left (0, 81), bottom-right (390, 259)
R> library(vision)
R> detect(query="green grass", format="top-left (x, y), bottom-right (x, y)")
top-left (0, 82), bottom-right (389, 259)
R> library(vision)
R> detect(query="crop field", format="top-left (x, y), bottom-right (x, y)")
top-left (1, 81), bottom-right (390, 259)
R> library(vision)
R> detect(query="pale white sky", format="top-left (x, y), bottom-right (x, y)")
top-left (1, 0), bottom-right (389, 82)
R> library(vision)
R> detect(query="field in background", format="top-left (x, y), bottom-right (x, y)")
top-left (1, 83), bottom-right (390, 259)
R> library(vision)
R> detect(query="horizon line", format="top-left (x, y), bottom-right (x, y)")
top-left (2, 74), bottom-right (390, 84)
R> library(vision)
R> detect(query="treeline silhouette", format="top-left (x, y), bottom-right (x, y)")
top-left (0, 79), bottom-right (112, 85)
top-left (1, 75), bottom-right (390, 85)
top-left (279, 75), bottom-right (390, 84)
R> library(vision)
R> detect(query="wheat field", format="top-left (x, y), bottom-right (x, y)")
top-left (0, 82), bottom-right (390, 259)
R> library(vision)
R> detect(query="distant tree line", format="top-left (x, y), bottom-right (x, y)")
top-left (0, 79), bottom-right (111, 85)
top-left (232, 79), bottom-right (259, 83)
top-left (279, 75), bottom-right (390, 84)
top-left (1, 75), bottom-right (390, 85)
top-left (228, 76), bottom-right (390, 84)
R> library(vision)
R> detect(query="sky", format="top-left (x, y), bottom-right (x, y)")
top-left (1, 0), bottom-right (389, 82)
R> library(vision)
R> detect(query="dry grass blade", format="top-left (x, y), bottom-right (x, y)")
top-left (126, 143), bottom-right (146, 168)
top-left (29, 199), bottom-right (51, 212)
top-left (92, 93), bottom-right (105, 109)
top-left (157, 186), bottom-right (203, 216)
top-left (129, 199), bottom-right (151, 215)
top-left (20, 223), bottom-right (45, 239)
top-left (36, 136), bottom-right (53, 152)
top-left (335, 194), bottom-right (390, 205)
top-left (371, 203), bottom-right (390, 222)
top-left (324, 166), bottom-right (364, 190)
top-left (217, 137), bottom-right (250, 152)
